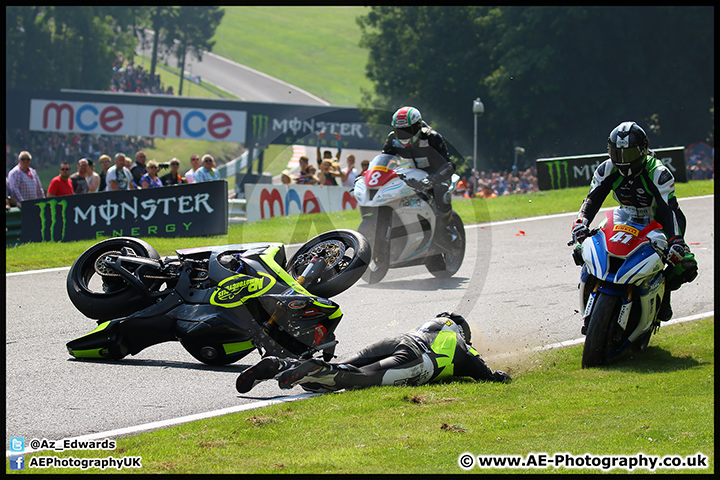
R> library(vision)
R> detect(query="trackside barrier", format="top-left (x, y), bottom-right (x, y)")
top-left (536, 146), bottom-right (687, 191)
top-left (244, 184), bottom-right (358, 223)
top-left (228, 199), bottom-right (247, 224)
top-left (6, 197), bottom-right (247, 246)
top-left (6, 208), bottom-right (22, 246)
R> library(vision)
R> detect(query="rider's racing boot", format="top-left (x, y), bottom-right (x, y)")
top-left (277, 358), bottom-right (339, 390)
top-left (435, 210), bottom-right (460, 252)
top-left (236, 356), bottom-right (301, 393)
top-left (658, 290), bottom-right (672, 322)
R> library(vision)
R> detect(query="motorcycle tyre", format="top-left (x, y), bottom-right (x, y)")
top-left (426, 211), bottom-right (466, 278)
top-left (67, 237), bottom-right (161, 322)
top-left (358, 208), bottom-right (391, 284)
top-left (582, 292), bottom-right (622, 368)
top-left (288, 229), bottom-right (371, 298)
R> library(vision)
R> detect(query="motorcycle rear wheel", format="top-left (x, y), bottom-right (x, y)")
top-left (426, 211), bottom-right (466, 278)
top-left (582, 292), bottom-right (622, 368)
top-left (287, 229), bottom-right (370, 298)
top-left (358, 208), bottom-right (392, 284)
top-left (67, 237), bottom-right (161, 322)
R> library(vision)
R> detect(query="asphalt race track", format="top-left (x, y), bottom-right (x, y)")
top-left (133, 29), bottom-right (329, 106)
top-left (5, 196), bottom-right (714, 445)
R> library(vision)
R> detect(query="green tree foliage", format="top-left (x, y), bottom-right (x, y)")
top-left (5, 6), bottom-right (224, 97)
top-left (142, 6), bottom-right (179, 82)
top-left (6, 6), bottom-right (138, 91)
top-left (161, 6), bottom-right (225, 96)
top-left (358, 6), bottom-right (714, 171)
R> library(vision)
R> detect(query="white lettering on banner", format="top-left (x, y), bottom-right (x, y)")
top-left (573, 161), bottom-right (602, 181)
top-left (245, 184), bottom-right (358, 223)
top-left (29, 99), bottom-right (246, 142)
top-left (71, 193), bottom-right (215, 227)
top-left (271, 118), bottom-right (364, 139)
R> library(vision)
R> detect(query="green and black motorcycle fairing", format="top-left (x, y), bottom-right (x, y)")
top-left (66, 230), bottom-right (369, 365)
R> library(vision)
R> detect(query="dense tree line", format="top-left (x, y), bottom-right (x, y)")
top-left (6, 6), bottom-right (223, 96)
top-left (357, 6), bottom-right (714, 171)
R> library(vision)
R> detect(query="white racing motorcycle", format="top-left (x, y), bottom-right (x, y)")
top-left (353, 153), bottom-right (465, 284)
top-left (569, 209), bottom-right (670, 368)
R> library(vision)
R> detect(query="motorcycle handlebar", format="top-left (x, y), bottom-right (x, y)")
top-left (567, 227), bottom-right (601, 246)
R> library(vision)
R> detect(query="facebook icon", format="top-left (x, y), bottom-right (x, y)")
top-left (10, 455), bottom-right (25, 470)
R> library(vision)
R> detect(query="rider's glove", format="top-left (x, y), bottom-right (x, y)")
top-left (405, 177), bottom-right (431, 193)
top-left (571, 218), bottom-right (590, 244)
top-left (492, 370), bottom-right (512, 383)
top-left (666, 235), bottom-right (688, 266)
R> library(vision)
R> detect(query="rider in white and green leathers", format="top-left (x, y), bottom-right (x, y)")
top-left (571, 121), bottom-right (698, 322)
top-left (236, 312), bottom-right (510, 394)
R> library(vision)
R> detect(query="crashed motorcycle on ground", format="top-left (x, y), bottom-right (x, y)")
top-left (353, 153), bottom-right (465, 284)
top-left (569, 209), bottom-right (670, 368)
top-left (66, 230), bottom-right (370, 365)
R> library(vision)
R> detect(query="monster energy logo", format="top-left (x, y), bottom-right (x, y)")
top-left (546, 160), bottom-right (570, 189)
top-left (252, 114), bottom-right (269, 140)
top-left (36, 199), bottom-right (68, 241)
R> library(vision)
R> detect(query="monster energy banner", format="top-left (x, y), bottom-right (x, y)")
top-left (536, 147), bottom-right (687, 191)
top-left (21, 181), bottom-right (228, 243)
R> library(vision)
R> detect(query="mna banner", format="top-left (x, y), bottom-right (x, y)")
top-left (244, 184), bottom-right (358, 223)
top-left (21, 181), bottom-right (228, 243)
top-left (536, 147), bottom-right (687, 191)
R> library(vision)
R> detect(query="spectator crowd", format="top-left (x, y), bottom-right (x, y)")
top-left (6, 147), bottom-right (223, 210)
top-left (110, 54), bottom-right (175, 95)
top-left (279, 131), bottom-right (543, 198)
top-left (685, 145), bottom-right (714, 181)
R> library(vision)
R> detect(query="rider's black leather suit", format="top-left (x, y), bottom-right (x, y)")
top-left (382, 123), bottom-right (455, 214)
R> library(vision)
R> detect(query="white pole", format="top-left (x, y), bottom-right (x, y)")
top-left (473, 113), bottom-right (478, 174)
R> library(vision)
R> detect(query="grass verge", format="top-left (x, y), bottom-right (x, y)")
top-left (5, 180), bottom-right (713, 272)
top-left (11, 317), bottom-right (713, 474)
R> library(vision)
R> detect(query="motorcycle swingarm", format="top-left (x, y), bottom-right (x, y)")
top-left (104, 254), bottom-right (171, 299)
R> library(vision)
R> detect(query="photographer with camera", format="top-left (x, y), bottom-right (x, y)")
top-left (161, 158), bottom-right (188, 186)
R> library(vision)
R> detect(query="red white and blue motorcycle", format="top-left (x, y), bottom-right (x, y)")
top-left (569, 209), bottom-right (670, 367)
top-left (353, 153), bottom-right (465, 284)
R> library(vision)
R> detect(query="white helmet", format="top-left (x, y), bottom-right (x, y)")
top-left (392, 106), bottom-right (423, 147)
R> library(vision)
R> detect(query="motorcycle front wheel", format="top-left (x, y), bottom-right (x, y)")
top-left (582, 292), bottom-right (623, 368)
top-left (287, 229), bottom-right (371, 298)
top-left (67, 237), bottom-right (162, 321)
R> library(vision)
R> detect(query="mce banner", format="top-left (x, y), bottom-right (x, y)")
top-left (21, 181), bottom-right (228, 243)
top-left (536, 147), bottom-right (688, 191)
top-left (6, 89), bottom-right (384, 150)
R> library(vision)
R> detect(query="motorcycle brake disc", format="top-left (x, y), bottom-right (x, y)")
top-left (309, 239), bottom-right (346, 269)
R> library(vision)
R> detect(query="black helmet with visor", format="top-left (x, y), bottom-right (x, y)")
top-left (608, 121), bottom-right (649, 177)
